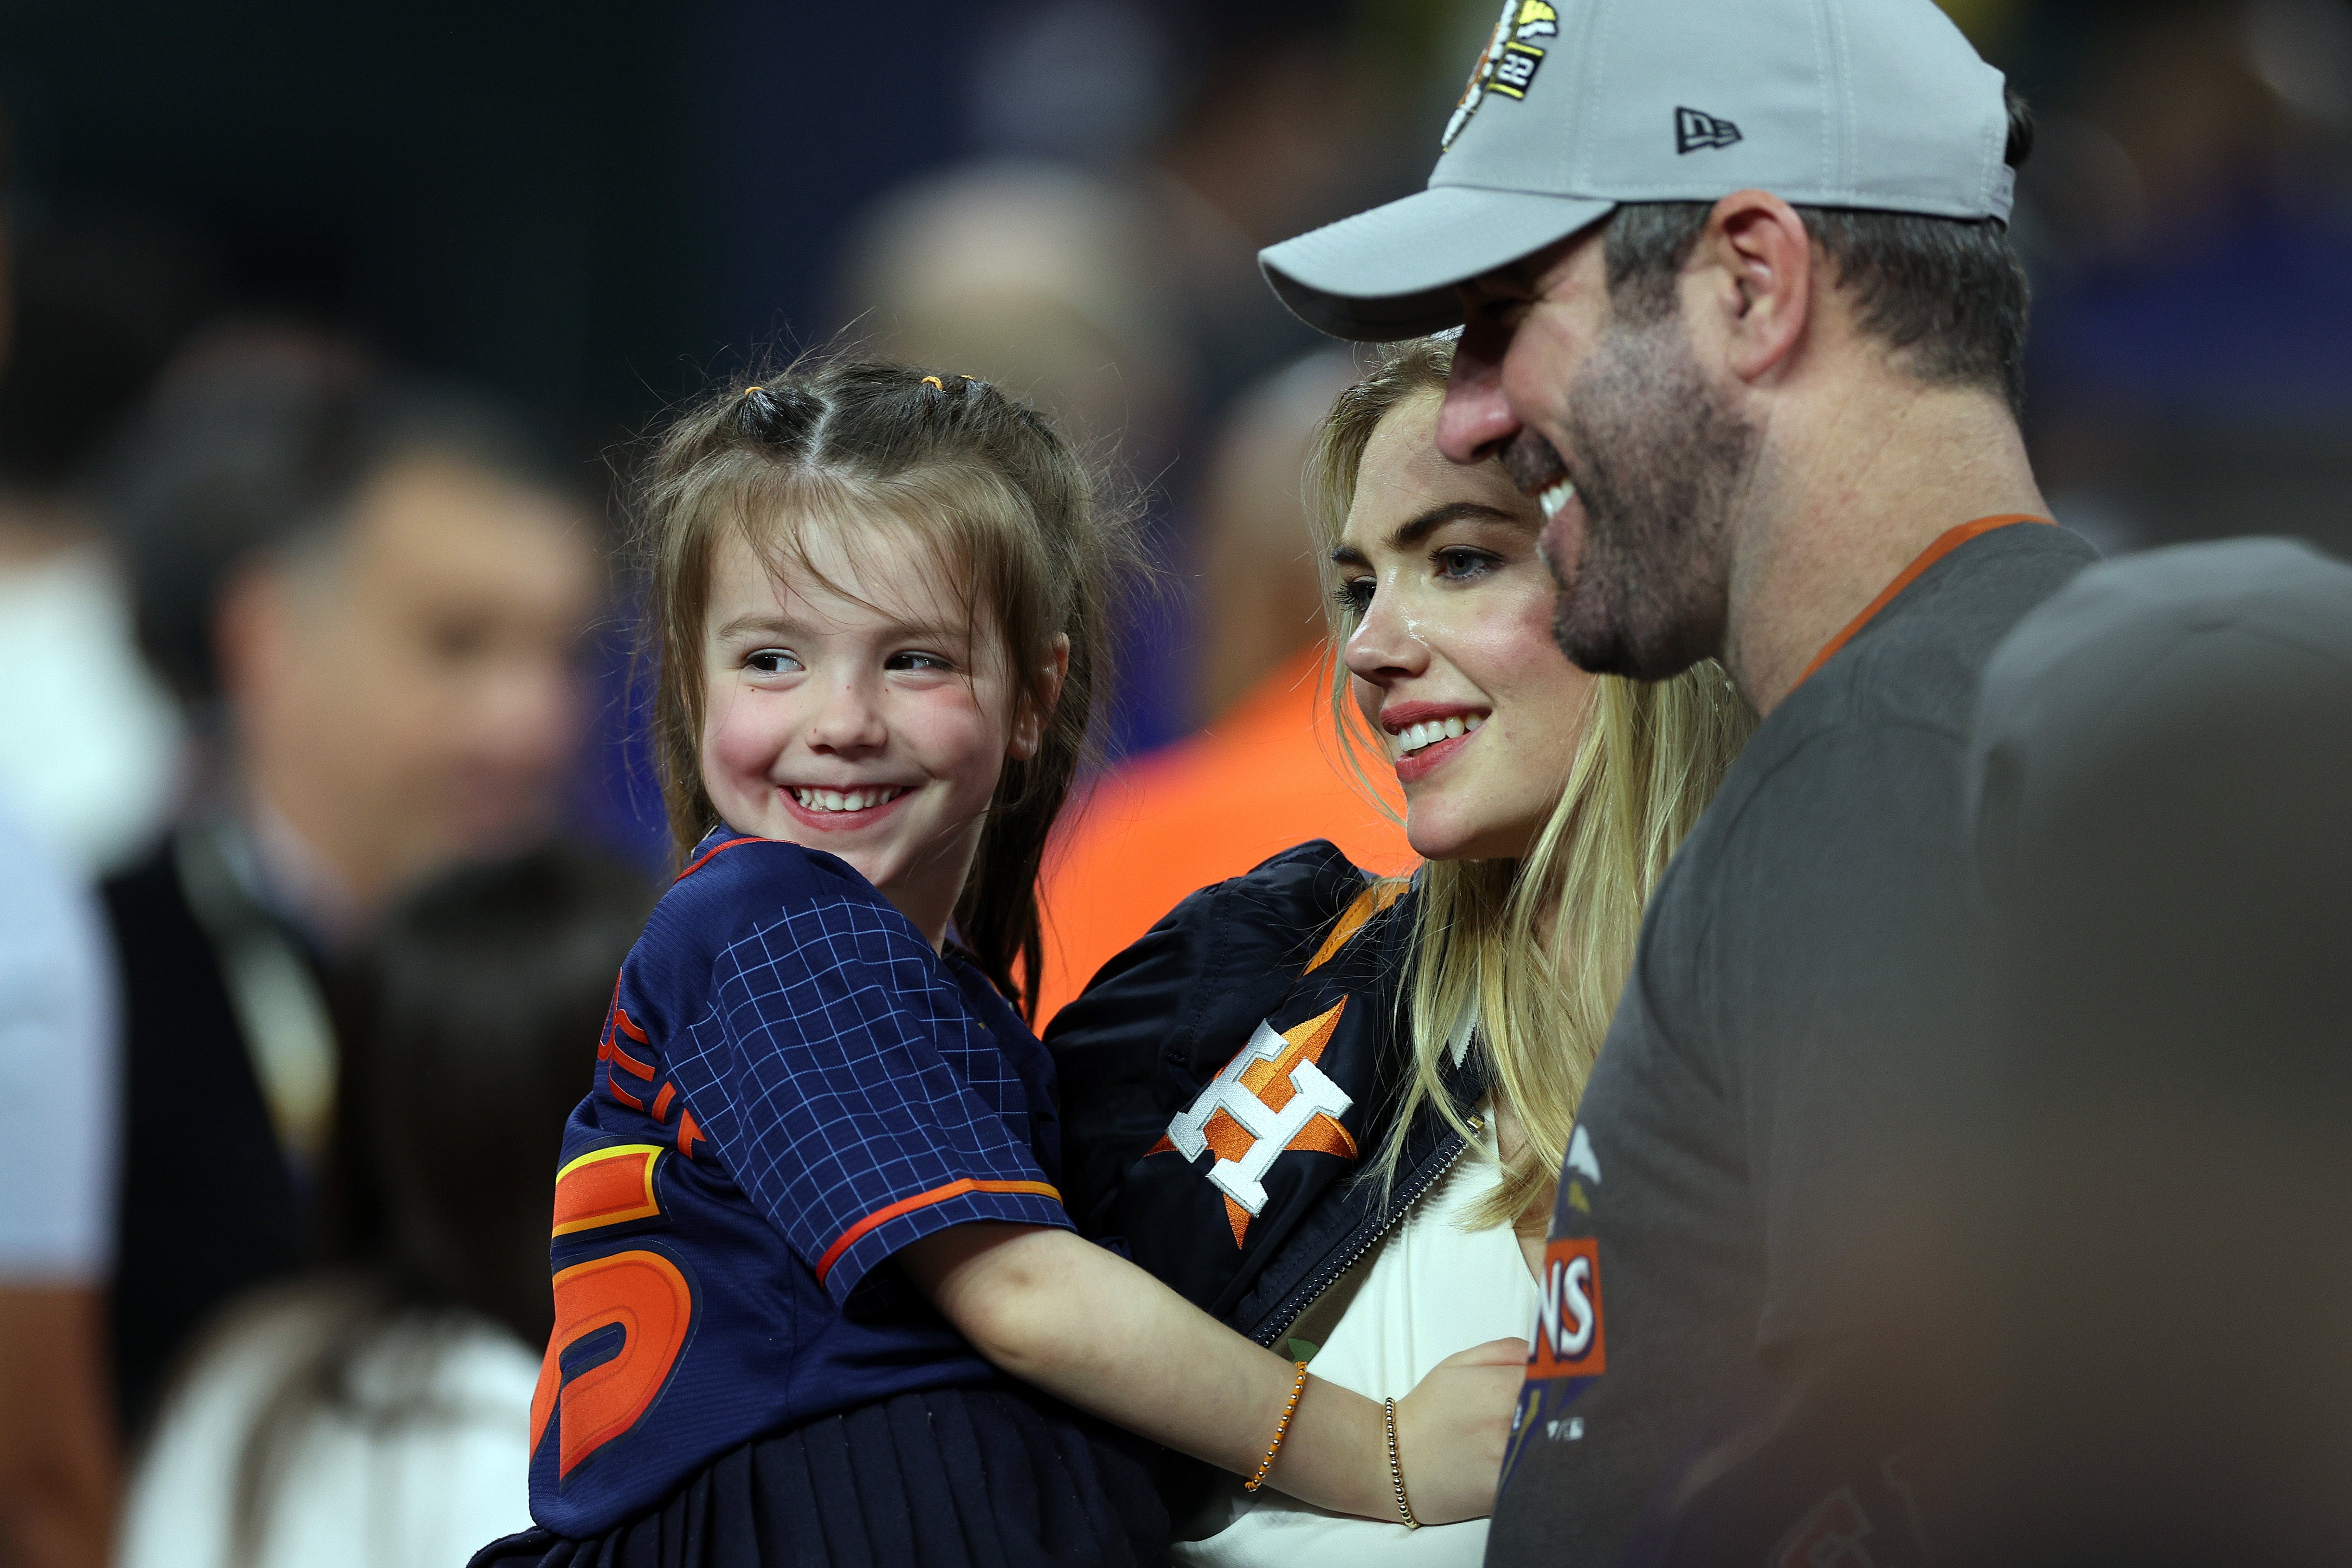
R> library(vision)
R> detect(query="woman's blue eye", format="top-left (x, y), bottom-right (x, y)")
top-left (1435, 547), bottom-right (1499, 582)
top-left (1333, 578), bottom-right (1375, 617)
top-left (746, 649), bottom-right (800, 674)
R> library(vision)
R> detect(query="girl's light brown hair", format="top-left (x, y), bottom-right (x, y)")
top-left (637, 358), bottom-right (1134, 1018)
top-left (1308, 338), bottom-right (1755, 1230)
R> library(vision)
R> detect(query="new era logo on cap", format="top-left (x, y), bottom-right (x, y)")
top-left (1675, 107), bottom-right (1742, 154)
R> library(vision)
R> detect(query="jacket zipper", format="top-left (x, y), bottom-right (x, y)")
top-left (1249, 1127), bottom-right (1474, 1348)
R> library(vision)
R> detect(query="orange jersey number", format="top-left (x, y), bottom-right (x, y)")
top-left (529, 1143), bottom-right (696, 1479)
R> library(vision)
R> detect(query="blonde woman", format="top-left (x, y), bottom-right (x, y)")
top-left (1045, 337), bottom-right (1753, 1564)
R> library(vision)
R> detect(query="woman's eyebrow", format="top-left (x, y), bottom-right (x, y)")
top-left (1392, 501), bottom-right (1522, 549)
top-left (1332, 500), bottom-right (1525, 566)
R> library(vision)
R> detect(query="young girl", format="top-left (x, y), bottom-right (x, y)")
top-left (471, 362), bottom-right (1521, 1568)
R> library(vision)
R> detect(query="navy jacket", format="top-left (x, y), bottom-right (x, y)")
top-left (1046, 841), bottom-right (1482, 1351)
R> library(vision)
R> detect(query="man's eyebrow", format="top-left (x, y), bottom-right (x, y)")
top-left (1464, 256), bottom-right (1540, 297)
top-left (1330, 501), bottom-right (1526, 566)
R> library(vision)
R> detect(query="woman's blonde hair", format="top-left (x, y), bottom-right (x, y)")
top-left (636, 358), bottom-right (1136, 1018)
top-left (1307, 338), bottom-right (1754, 1229)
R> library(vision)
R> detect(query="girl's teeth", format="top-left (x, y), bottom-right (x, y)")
top-left (1538, 480), bottom-right (1576, 520)
top-left (793, 786), bottom-right (904, 813)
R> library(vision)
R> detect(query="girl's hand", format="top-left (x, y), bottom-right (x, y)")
top-left (1392, 1338), bottom-right (1530, 1524)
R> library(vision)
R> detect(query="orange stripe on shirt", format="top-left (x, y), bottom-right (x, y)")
top-left (1791, 515), bottom-right (2054, 693)
top-left (813, 1177), bottom-right (1063, 1286)
top-left (675, 836), bottom-right (762, 881)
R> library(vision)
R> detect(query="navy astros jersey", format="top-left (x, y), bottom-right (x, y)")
top-left (528, 829), bottom-right (1073, 1538)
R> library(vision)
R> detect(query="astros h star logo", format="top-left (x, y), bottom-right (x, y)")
top-left (1150, 998), bottom-right (1359, 1246)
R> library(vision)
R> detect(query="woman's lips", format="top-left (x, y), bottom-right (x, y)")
top-left (1394, 726), bottom-right (1476, 784)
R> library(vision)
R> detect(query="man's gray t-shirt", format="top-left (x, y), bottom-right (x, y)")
top-left (1486, 521), bottom-right (2096, 1565)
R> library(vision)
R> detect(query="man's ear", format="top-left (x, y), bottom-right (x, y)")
top-left (1692, 190), bottom-right (1814, 386)
top-left (1009, 634), bottom-right (1072, 761)
top-left (213, 562), bottom-right (290, 710)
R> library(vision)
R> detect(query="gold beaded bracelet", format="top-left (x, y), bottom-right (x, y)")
top-left (1244, 1361), bottom-right (1312, 1492)
top-left (1383, 1397), bottom-right (1421, 1528)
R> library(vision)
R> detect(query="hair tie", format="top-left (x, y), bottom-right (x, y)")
top-left (920, 375), bottom-right (945, 391)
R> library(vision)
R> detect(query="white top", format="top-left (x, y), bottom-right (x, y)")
top-left (0, 799), bottom-right (120, 1280)
top-left (1173, 1110), bottom-right (1539, 1567)
top-left (0, 545), bottom-right (185, 874)
top-left (116, 1291), bottom-right (541, 1568)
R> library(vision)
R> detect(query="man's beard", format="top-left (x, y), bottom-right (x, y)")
top-left (1507, 312), bottom-right (1757, 681)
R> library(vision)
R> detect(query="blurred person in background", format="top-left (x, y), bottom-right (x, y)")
top-left (1182, 351), bottom-right (1365, 731)
top-left (847, 0), bottom-right (1398, 437)
top-left (1952, 538), bottom-right (2352, 1567)
top-left (0, 104), bottom-right (141, 1568)
top-left (0, 174), bottom-right (210, 875)
top-left (99, 339), bottom-right (604, 1438)
top-left (0, 805), bottom-right (121, 1568)
top-left (116, 846), bottom-right (654, 1568)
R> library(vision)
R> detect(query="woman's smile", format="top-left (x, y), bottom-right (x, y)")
top-left (1335, 392), bottom-right (1593, 862)
top-left (1383, 703), bottom-right (1491, 783)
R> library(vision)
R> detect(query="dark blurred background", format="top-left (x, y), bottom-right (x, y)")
top-left (13, 0), bottom-right (2343, 870)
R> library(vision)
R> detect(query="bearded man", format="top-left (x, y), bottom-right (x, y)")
top-left (1257, 0), bottom-right (2097, 1560)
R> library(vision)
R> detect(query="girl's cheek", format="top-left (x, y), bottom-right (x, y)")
top-left (704, 705), bottom-right (779, 781)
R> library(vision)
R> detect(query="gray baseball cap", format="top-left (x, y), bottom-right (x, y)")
top-left (1261, 0), bottom-right (2015, 341)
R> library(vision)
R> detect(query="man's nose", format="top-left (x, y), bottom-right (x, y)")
top-left (474, 649), bottom-right (584, 773)
top-left (1437, 318), bottom-right (1521, 467)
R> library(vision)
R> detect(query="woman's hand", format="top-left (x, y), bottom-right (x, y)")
top-left (1392, 1337), bottom-right (1530, 1524)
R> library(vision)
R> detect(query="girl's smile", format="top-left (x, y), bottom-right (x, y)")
top-left (697, 516), bottom-right (1046, 946)
top-left (776, 782), bottom-right (914, 829)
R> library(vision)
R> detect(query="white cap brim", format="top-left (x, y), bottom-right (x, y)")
top-left (1258, 184), bottom-right (1617, 342)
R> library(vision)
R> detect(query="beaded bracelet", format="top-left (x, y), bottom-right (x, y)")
top-left (1383, 1397), bottom-right (1421, 1529)
top-left (1244, 1361), bottom-right (1312, 1492)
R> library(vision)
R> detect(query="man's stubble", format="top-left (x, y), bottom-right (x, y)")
top-left (1515, 309), bottom-right (1758, 682)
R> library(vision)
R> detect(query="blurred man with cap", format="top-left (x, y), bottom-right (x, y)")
top-left (1259, 0), bottom-right (2096, 1559)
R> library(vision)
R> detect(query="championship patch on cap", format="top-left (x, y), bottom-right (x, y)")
top-left (1441, 0), bottom-right (1561, 150)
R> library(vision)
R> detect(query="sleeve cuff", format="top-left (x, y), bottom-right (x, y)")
top-left (816, 1179), bottom-right (1072, 1307)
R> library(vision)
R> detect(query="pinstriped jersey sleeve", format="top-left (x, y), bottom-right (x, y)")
top-left (661, 888), bottom-right (1070, 1308)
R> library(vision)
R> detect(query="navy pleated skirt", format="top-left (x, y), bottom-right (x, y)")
top-left (470, 1386), bottom-right (1169, 1568)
